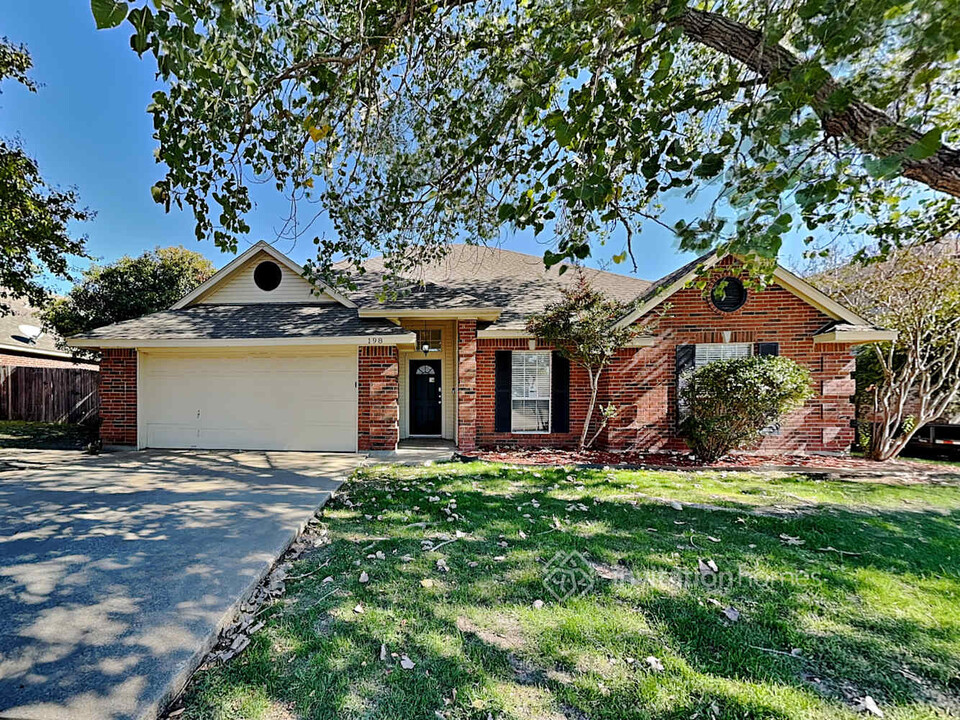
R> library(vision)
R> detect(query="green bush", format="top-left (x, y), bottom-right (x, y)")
top-left (679, 355), bottom-right (814, 463)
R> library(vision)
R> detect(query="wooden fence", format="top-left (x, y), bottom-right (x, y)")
top-left (0, 365), bottom-right (100, 424)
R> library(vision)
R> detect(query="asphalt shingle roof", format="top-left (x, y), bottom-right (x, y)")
top-left (74, 304), bottom-right (409, 341)
top-left (342, 244), bottom-right (652, 331)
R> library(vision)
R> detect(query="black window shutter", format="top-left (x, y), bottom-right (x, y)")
top-left (551, 352), bottom-right (570, 433)
top-left (675, 344), bottom-right (696, 423)
top-left (756, 342), bottom-right (780, 356)
top-left (495, 351), bottom-right (512, 432)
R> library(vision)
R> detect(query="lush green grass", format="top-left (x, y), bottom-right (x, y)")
top-left (0, 420), bottom-right (93, 449)
top-left (176, 463), bottom-right (960, 720)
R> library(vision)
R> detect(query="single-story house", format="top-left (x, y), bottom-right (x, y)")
top-left (68, 241), bottom-right (894, 454)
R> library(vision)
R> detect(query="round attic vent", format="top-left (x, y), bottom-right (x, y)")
top-left (254, 260), bottom-right (282, 291)
top-left (711, 276), bottom-right (747, 312)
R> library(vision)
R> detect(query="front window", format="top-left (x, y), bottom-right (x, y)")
top-left (511, 351), bottom-right (551, 433)
top-left (415, 328), bottom-right (442, 353)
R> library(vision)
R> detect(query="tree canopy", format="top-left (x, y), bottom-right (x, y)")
top-left (93, 0), bottom-right (960, 283)
top-left (814, 241), bottom-right (960, 460)
top-left (42, 246), bottom-right (215, 342)
top-left (0, 38), bottom-right (91, 312)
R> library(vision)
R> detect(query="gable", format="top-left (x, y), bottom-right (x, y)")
top-left (193, 250), bottom-right (336, 305)
top-left (615, 254), bottom-right (870, 329)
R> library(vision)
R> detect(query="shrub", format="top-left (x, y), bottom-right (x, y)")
top-left (679, 355), bottom-right (813, 463)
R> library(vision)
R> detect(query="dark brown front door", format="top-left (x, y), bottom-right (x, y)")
top-left (410, 359), bottom-right (442, 435)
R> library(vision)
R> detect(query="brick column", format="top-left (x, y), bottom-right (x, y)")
top-left (457, 320), bottom-right (477, 451)
top-left (357, 345), bottom-right (399, 451)
top-left (100, 348), bottom-right (137, 446)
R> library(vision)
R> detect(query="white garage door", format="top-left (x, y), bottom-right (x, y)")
top-left (139, 349), bottom-right (357, 451)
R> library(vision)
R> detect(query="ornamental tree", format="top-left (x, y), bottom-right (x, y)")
top-left (0, 38), bottom-right (90, 312)
top-left (680, 355), bottom-right (813, 463)
top-left (42, 246), bottom-right (215, 342)
top-left (92, 0), bottom-right (960, 283)
top-left (814, 242), bottom-right (960, 460)
top-left (526, 275), bottom-right (638, 448)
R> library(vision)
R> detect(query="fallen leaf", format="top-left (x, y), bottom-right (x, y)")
top-left (420, 578), bottom-right (435, 588)
top-left (698, 558), bottom-right (719, 577)
top-left (858, 696), bottom-right (884, 717)
top-left (722, 606), bottom-right (740, 622)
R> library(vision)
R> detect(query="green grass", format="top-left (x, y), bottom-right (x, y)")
top-left (0, 420), bottom-right (93, 449)
top-left (176, 463), bottom-right (960, 720)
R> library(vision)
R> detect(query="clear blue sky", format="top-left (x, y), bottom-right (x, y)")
top-left (3, 3), bottom-right (812, 291)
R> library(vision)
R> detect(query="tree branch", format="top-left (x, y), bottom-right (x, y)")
top-left (675, 7), bottom-right (960, 198)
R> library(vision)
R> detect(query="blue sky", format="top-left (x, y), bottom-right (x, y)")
top-left (3, 3), bottom-right (811, 291)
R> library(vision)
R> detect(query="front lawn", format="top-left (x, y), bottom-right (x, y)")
top-left (175, 463), bottom-right (960, 720)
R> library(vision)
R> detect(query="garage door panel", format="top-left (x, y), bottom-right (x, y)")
top-left (140, 351), bottom-right (358, 451)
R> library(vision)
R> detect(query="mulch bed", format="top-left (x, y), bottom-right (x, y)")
top-left (467, 447), bottom-right (959, 479)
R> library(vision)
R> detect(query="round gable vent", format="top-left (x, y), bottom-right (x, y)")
top-left (254, 260), bottom-right (283, 291)
top-left (711, 276), bottom-right (747, 312)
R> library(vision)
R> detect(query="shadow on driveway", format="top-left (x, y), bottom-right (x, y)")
top-left (0, 449), bottom-right (358, 720)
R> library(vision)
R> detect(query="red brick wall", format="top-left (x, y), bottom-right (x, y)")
top-left (476, 338), bottom-right (590, 449)
top-left (457, 321), bottom-right (478, 450)
top-left (100, 348), bottom-right (137, 445)
top-left (604, 258), bottom-right (856, 453)
top-left (358, 345), bottom-right (399, 451)
top-left (0, 350), bottom-right (98, 370)
top-left (473, 258), bottom-right (857, 454)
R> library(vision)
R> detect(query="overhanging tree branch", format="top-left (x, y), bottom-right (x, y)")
top-left (675, 7), bottom-right (960, 197)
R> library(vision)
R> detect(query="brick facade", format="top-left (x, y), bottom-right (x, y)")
top-left (456, 320), bottom-right (478, 451)
top-left (99, 348), bottom-right (137, 446)
top-left (472, 259), bottom-right (857, 454)
top-left (358, 345), bottom-right (400, 451)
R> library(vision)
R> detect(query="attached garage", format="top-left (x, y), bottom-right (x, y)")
top-left (139, 348), bottom-right (358, 451)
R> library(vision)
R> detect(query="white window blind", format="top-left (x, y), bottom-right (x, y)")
top-left (694, 343), bottom-right (752, 367)
top-left (511, 351), bottom-right (551, 433)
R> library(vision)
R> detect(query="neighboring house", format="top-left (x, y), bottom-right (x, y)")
top-left (1, 293), bottom-right (97, 370)
top-left (68, 241), bottom-right (893, 454)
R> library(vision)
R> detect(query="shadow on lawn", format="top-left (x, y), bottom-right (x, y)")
top-left (178, 464), bottom-right (960, 720)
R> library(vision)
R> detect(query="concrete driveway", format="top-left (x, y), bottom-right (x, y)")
top-left (0, 449), bottom-right (360, 720)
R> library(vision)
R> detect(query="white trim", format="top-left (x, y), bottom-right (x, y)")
top-left (613, 254), bottom-right (874, 329)
top-left (171, 240), bottom-right (357, 310)
top-left (359, 307), bottom-right (502, 321)
top-left (68, 333), bottom-right (417, 349)
top-left (0, 343), bottom-right (94, 362)
top-left (477, 328), bottom-right (532, 339)
top-left (613, 254), bottom-right (723, 329)
top-left (136, 349), bottom-right (144, 449)
top-left (813, 329), bottom-right (898, 344)
top-left (770, 265), bottom-right (869, 326)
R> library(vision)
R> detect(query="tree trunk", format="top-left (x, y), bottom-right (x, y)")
top-left (580, 369), bottom-right (600, 450)
top-left (675, 8), bottom-right (960, 198)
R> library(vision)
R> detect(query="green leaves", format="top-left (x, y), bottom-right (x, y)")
top-left (905, 126), bottom-right (943, 160)
top-left (91, 0), bottom-right (127, 29)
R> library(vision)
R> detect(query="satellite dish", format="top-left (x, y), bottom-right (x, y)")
top-left (18, 324), bottom-right (43, 344)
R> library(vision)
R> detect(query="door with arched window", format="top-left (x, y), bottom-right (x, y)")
top-left (410, 359), bottom-right (442, 435)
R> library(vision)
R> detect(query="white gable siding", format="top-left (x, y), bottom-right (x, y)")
top-left (196, 251), bottom-right (335, 305)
